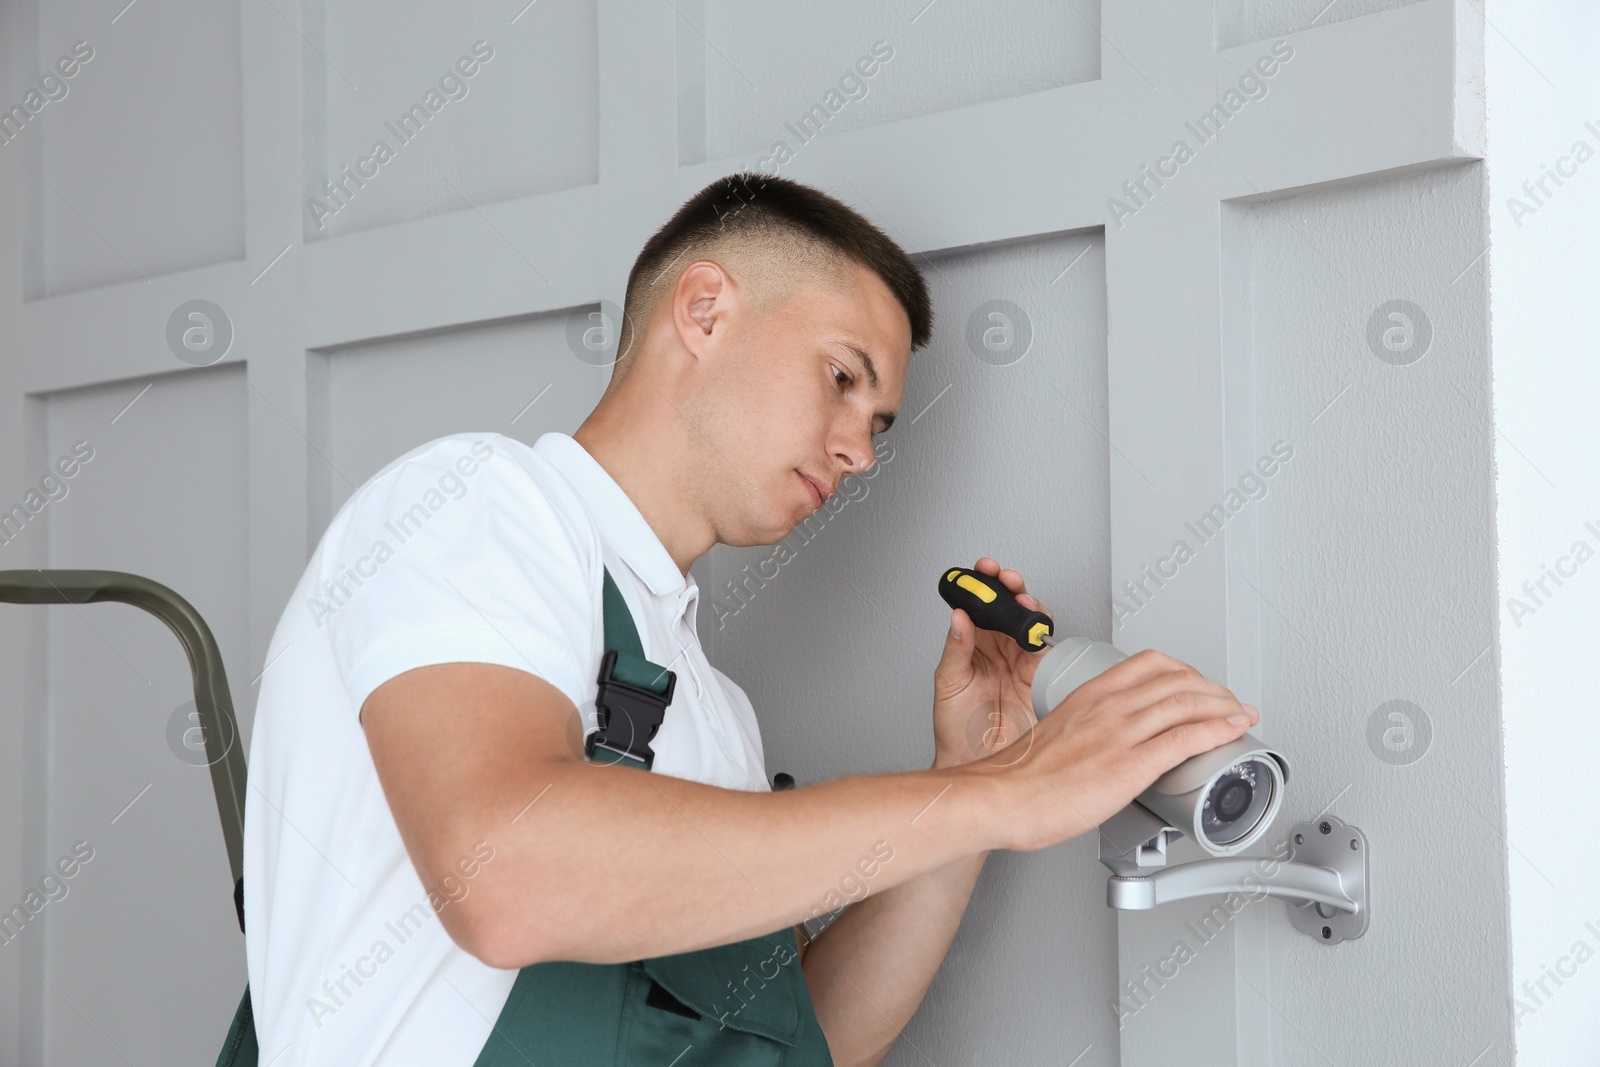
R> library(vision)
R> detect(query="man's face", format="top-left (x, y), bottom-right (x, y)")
top-left (684, 260), bottom-right (911, 547)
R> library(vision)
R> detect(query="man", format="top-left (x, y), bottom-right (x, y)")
top-left (242, 172), bottom-right (1258, 1065)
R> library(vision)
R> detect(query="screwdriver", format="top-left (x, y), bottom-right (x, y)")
top-left (937, 566), bottom-right (1057, 651)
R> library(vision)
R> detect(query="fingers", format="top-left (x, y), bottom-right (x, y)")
top-left (1123, 690), bottom-right (1256, 747)
top-left (973, 557), bottom-right (1051, 616)
top-left (1113, 668), bottom-right (1235, 726)
top-left (935, 607), bottom-right (976, 686)
top-left (1132, 713), bottom-right (1256, 779)
top-left (944, 606), bottom-right (969, 644)
top-left (973, 557), bottom-right (1022, 593)
top-left (1108, 660), bottom-right (1258, 776)
top-left (1074, 647), bottom-right (1199, 697)
top-left (1058, 653), bottom-right (1254, 752)
top-left (1096, 656), bottom-right (1256, 741)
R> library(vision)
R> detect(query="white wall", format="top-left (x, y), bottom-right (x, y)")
top-left (1485, 2), bottom-right (1600, 1059)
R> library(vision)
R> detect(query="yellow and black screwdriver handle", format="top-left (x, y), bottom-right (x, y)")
top-left (937, 566), bottom-right (1055, 651)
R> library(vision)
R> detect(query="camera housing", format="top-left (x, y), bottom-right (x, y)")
top-left (1030, 638), bottom-right (1290, 856)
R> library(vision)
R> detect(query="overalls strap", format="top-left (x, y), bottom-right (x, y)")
top-left (474, 566), bottom-right (835, 1066)
top-left (583, 567), bottom-right (676, 771)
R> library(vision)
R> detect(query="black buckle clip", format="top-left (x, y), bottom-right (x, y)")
top-left (585, 649), bottom-right (676, 770)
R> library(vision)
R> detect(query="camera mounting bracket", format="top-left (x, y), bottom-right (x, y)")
top-left (1098, 809), bottom-right (1369, 944)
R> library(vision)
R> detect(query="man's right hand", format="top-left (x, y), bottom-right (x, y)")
top-left (981, 648), bottom-right (1259, 854)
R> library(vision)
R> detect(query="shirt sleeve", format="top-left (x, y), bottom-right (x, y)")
top-left (316, 434), bottom-right (601, 717)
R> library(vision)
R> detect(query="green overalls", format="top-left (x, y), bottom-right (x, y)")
top-left (218, 566), bottom-right (836, 1067)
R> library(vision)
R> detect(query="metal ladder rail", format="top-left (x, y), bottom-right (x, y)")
top-left (0, 568), bottom-right (247, 930)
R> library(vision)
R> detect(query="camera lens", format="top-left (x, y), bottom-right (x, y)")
top-left (1215, 778), bottom-right (1252, 821)
top-left (1201, 760), bottom-right (1274, 846)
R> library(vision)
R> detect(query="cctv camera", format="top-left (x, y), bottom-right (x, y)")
top-left (1030, 638), bottom-right (1290, 856)
top-left (1030, 637), bottom-right (1364, 941)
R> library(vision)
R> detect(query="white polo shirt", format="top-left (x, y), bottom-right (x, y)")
top-left (242, 430), bottom-right (772, 1067)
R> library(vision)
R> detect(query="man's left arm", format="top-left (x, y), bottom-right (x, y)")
top-left (796, 824), bottom-right (987, 1067)
top-left (795, 558), bottom-right (1045, 1066)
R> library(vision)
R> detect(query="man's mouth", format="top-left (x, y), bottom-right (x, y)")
top-left (798, 471), bottom-right (831, 510)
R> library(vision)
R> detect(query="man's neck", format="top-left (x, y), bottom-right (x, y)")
top-left (572, 405), bottom-right (712, 579)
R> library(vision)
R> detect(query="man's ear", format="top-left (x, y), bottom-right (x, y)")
top-left (673, 261), bottom-right (731, 356)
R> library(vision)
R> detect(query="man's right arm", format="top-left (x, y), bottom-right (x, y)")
top-left (360, 660), bottom-right (1007, 969)
top-left (359, 648), bottom-right (1256, 970)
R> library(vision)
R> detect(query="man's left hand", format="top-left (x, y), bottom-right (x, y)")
top-left (929, 557), bottom-right (1051, 770)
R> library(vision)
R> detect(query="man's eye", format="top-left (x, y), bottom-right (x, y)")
top-left (831, 365), bottom-right (851, 389)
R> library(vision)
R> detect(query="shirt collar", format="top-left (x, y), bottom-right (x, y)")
top-left (532, 432), bottom-right (691, 601)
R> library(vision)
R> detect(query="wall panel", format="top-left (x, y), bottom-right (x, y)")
top-left (31, 0), bottom-right (244, 297)
top-left (307, 0), bottom-right (599, 241)
top-left (693, 0), bottom-right (1101, 163)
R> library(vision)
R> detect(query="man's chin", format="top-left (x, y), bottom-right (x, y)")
top-left (722, 492), bottom-right (818, 548)
top-left (766, 506), bottom-right (816, 544)
top-left (722, 517), bottom-right (795, 550)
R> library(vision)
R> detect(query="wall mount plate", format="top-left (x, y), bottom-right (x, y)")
top-left (1285, 815), bottom-right (1369, 944)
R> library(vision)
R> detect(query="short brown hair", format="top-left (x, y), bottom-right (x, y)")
top-left (616, 172), bottom-right (933, 366)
